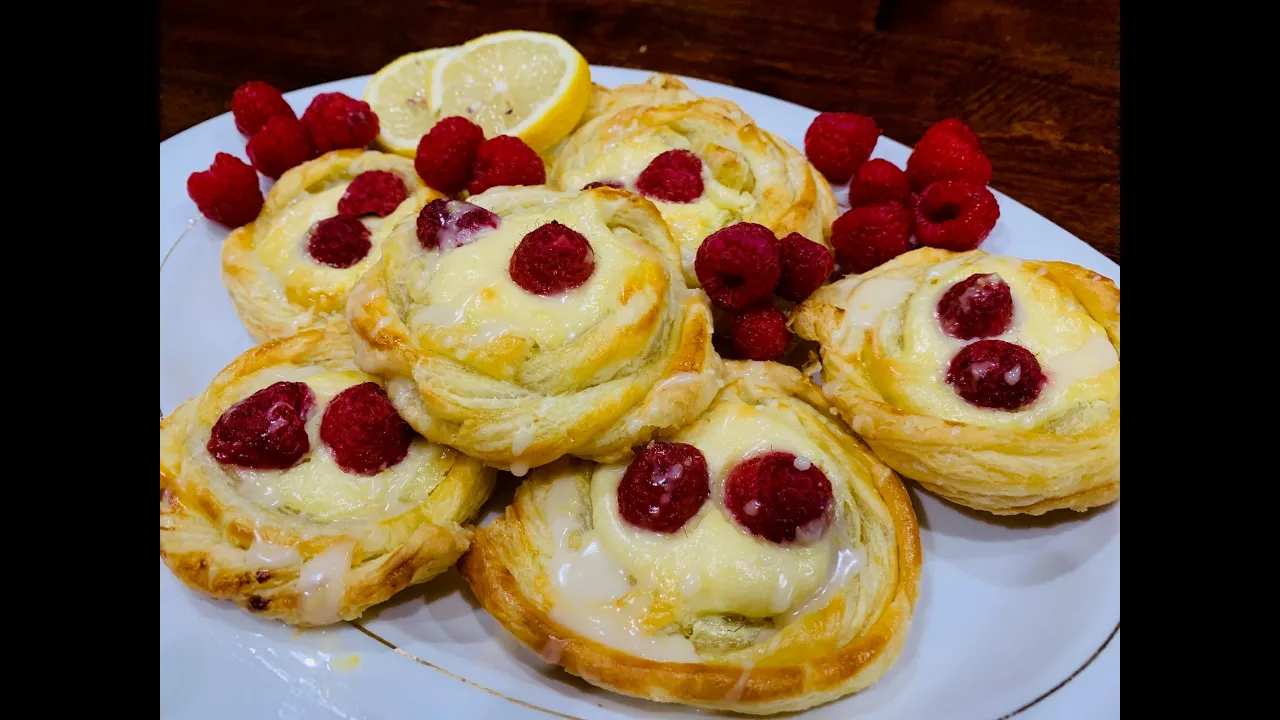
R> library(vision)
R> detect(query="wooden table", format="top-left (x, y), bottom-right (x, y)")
top-left (159, 0), bottom-right (1119, 263)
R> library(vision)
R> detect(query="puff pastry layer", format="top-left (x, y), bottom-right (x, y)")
top-left (159, 330), bottom-right (496, 626)
top-left (790, 247), bottom-right (1120, 515)
top-left (222, 150), bottom-right (431, 342)
top-left (549, 74), bottom-right (839, 285)
top-left (460, 361), bottom-right (921, 714)
top-left (347, 185), bottom-right (721, 474)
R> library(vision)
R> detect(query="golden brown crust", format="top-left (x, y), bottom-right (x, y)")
top-left (460, 361), bottom-right (921, 714)
top-left (221, 150), bottom-right (433, 342)
top-left (549, 74), bottom-right (839, 285)
top-left (789, 247), bottom-right (1120, 515)
top-left (347, 186), bottom-right (723, 472)
top-left (159, 330), bottom-right (497, 626)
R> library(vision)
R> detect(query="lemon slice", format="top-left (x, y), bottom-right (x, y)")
top-left (429, 31), bottom-right (591, 154)
top-left (365, 47), bottom-right (454, 157)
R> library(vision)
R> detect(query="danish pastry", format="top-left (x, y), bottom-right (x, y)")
top-left (222, 149), bottom-right (431, 342)
top-left (549, 74), bottom-right (839, 285)
top-left (460, 361), bottom-right (921, 714)
top-left (346, 185), bottom-right (721, 475)
top-left (790, 247), bottom-right (1120, 515)
top-left (158, 330), bottom-right (496, 626)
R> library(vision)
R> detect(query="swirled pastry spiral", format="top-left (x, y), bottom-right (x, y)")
top-left (159, 330), bottom-right (495, 626)
top-left (222, 150), bottom-right (431, 342)
top-left (460, 361), bottom-right (920, 714)
top-left (790, 247), bottom-right (1120, 515)
top-left (549, 74), bottom-right (838, 285)
top-left (346, 185), bottom-right (721, 475)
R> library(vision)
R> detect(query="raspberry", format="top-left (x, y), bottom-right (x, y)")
top-left (414, 116), bottom-right (485, 195)
top-left (937, 273), bottom-right (1013, 339)
top-left (300, 92), bottom-right (380, 153)
top-left (694, 223), bottom-right (781, 310)
top-left (804, 112), bottom-right (880, 183)
top-left (207, 381), bottom-right (315, 469)
top-left (187, 153), bottom-right (264, 227)
top-left (912, 180), bottom-right (1001, 251)
top-left (924, 117), bottom-right (982, 150)
top-left (635, 150), bottom-right (704, 203)
top-left (849, 158), bottom-right (910, 207)
top-left (231, 81), bottom-right (296, 137)
top-left (830, 202), bottom-right (912, 274)
top-left (775, 233), bottom-right (834, 303)
top-left (583, 180), bottom-right (624, 190)
top-left (468, 135), bottom-right (546, 195)
top-left (946, 339), bottom-right (1045, 411)
top-left (906, 119), bottom-right (992, 192)
top-left (509, 221), bottom-right (595, 295)
top-left (416, 198), bottom-right (500, 251)
top-left (617, 442), bottom-right (710, 534)
top-left (724, 452), bottom-right (833, 544)
top-left (319, 382), bottom-right (414, 475)
top-left (246, 116), bottom-right (316, 180)
top-left (729, 305), bottom-right (792, 361)
top-left (337, 171), bottom-right (409, 218)
top-left (306, 216), bottom-right (371, 268)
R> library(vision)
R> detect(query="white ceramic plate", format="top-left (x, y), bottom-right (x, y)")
top-left (160, 66), bottom-right (1119, 720)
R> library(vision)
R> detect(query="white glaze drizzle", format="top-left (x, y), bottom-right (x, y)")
top-left (297, 541), bottom-right (355, 626)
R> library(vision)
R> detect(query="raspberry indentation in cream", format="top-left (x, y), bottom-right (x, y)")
top-left (636, 149), bottom-right (705, 203)
top-left (617, 442), bottom-right (710, 533)
top-left (319, 382), bottom-right (414, 476)
top-left (416, 198), bottom-right (500, 251)
top-left (946, 339), bottom-right (1045, 411)
top-left (306, 216), bottom-right (372, 268)
top-left (509, 221), bottom-right (596, 295)
top-left (337, 171), bottom-right (409, 218)
top-left (207, 381), bottom-right (316, 469)
top-left (694, 222), bottom-right (781, 310)
top-left (725, 451), bottom-right (833, 544)
top-left (937, 272), bottom-right (1013, 340)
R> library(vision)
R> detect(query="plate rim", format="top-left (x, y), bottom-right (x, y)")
top-left (159, 65), bottom-right (1120, 720)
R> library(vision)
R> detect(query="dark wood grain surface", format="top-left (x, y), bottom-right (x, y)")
top-left (159, 0), bottom-right (1119, 262)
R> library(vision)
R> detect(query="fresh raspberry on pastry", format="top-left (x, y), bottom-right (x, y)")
top-left (776, 232), bottom-right (834, 303)
top-left (946, 339), bottom-right (1046, 411)
top-left (694, 222), bottom-right (781, 310)
top-left (509, 221), bottom-right (596, 295)
top-left (617, 441), bottom-right (710, 533)
top-left (414, 116), bottom-right (485, 195)
top-left (911, 179), bottom-right (1000, 251)
top-left (306, 215), bottom-right (372, 268)
top-left (231, 81), bottom-right (296, 137)
top-left (725, 451), bottom-right (834, 544)
top-left (301, 92), bottom-right (380, 153)
top-left (635, 149), bottom-right (705, 203)
top-left (804, 112), bottom-right (881, 183)
top-left (246, 115), bottom-right (316, 180)
top-left (206, 381), bottom-right (315, 469)
top-left (906, 118), bottom-right (992, 191)
top-left (337, 170), bottom-right (409, 218)
top-left (849, 158), bottom-right (910, 207)
top-left (468, 135), bottom-right (546, 195)
top-left (830, 201), bottom-right (913, 273)
top-left (187, 152), bottom-right (264, 227)
top-left (937, 272), bottom-right (1013, 339)
top-left (416, 198), bottom-right (500, 251)
top-left (728, 305), bottom-right (791, 361)
top-left (319, 382), bottom-right (413, 476)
